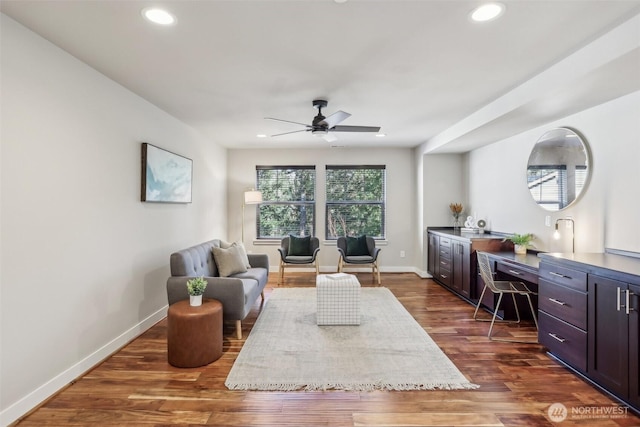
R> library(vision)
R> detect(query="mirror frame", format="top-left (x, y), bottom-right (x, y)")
top-left (526, 127), bottom-right (591, 211)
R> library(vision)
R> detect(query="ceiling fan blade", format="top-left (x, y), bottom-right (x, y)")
top-left (265, 117), bottom-right (310, 127)
top-left (321, 110), bottom-right (351, 128)
top-left (271, 129), bottom-right (308, 137)
top-left (323, 132), bottom-right (338, 143)
top-left (331, 125), bottom-right (381, 133)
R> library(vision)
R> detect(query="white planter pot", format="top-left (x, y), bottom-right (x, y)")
top-left (189, 295), bottom-right (203, 307)
top-left (514, 244), bottom-right (527, 255)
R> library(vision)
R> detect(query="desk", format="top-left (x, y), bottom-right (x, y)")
top-left (479, 251), bottom-right (540, 320)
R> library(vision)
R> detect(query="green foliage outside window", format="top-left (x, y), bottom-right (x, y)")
top-left (256, 167), bottom-right (315, 238)
top-left (325, 166), bottom-right (386, 239)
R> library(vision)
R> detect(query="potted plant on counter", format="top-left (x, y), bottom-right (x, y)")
top-left (186, 276), bottom-right (208, 306)
top-left (504, 233), bottom-right (534, 255)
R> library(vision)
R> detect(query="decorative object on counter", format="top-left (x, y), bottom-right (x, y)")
top-left (477, 219), bottom-right (487, 234)
top-left (553, 217), bottom-right (575, 252)
top-left (186, 276), bottom-right (208, 306)
top-left (461, 215), bottom-right (481, 233)
top-left (449, 203), bottom-right (463, 229)
top-left (504, 233), bottom-right (534, 255)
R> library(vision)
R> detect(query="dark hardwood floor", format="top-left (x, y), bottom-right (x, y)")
top-left (13, 273), bottom-right (640, 426)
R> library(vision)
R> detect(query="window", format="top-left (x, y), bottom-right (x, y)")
top-left (325, 165), bottom-right (386, 239)
top-left (256, 166), bottom-right (315, 239)
top-left (527, 165), bottom-right (587, 210)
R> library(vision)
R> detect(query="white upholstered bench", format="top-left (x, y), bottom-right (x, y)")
top-left (316, 273), bottom-right (361, 325)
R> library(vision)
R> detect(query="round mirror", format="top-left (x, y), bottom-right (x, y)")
top-left (526, 128), bottom-right (590, 211)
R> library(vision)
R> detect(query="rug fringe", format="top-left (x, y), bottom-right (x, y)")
top-left (225, 381), bottom-right (480, 391)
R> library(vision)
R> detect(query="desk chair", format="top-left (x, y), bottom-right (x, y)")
top-left (473, 251), bottom-right (538, 343)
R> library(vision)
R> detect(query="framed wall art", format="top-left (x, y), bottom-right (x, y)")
top-left (141, 143), bottom-right (193, 203)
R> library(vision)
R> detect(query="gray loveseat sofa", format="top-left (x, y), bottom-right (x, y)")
top-left (167, 239), bottom-right (269, 339)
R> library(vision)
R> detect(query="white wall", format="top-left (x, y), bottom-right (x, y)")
top-left (0, 15), bottom-right (227, 425)
top-left (418, 153), bottom-right (465, 272)
top-left (466, 90), bottom-right (640, 254)
top-left (227, 148), bottom-right (418, 272)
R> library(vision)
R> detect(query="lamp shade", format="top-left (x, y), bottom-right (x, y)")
top-left (244, 190), bottom-right (262, 205)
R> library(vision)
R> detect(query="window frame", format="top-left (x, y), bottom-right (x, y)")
top-left (255, 165), bottom-right (316, 240)
top-left (324, 165), bottom-right (386, 240)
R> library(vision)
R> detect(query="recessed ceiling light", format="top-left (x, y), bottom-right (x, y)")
top-left (334, 0), bottom-right (348, 3)
top-left (142, 8), bottom-right (176, 25)
top-left (470, 3), bottom-right (505, 22)
top-left (376, 133), bottom-right (386, 138)
top-left (256, 134), bottom-right (268, 138)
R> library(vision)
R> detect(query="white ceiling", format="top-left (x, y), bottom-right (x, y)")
top-left (2, 0), bottom-right (640, 152)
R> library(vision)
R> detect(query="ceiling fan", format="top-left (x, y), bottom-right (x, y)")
top-left (265, 99), bottom-right (381, 143)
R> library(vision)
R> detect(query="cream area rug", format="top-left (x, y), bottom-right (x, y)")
top-left (225, 287), bottom-right (478, 391)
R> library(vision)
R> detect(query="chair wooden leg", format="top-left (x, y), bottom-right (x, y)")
top-left (374, 261), bottom-right (381, 285)
top-left (338, 257), bottom-right (343, 273)
top-left (278, 260), bottom-right (284, 286)
top-left (235, 320), bottom-right (242, 340)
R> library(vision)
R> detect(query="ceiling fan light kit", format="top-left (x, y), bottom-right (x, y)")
top-left (266, 99), bottom-right (381, 143)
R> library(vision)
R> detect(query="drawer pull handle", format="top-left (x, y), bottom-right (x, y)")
top-left (549, 271), bottom-right (571, 279)
top-left (548, 333), bottom-right (566, 343)
top-left (627, 289), bottom-right (636, 315)
top-left (548, 298), bottom-right (567, 306)
top-left (440, 261), bottom-right (447, 265)
top-left (617, 287), bottom-right (622, 312)
top-left (508, 269), bottom-right (521, 276)
top-left (440, 274), bottom-right (448, 279)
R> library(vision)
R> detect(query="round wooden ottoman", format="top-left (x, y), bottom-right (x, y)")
top-left (167, 298), bottom-right (223, 368)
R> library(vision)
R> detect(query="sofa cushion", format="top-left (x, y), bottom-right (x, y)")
top-left (221, 240), bottom-right (251, 268)
top-left (288, 234), bottom-right (311, 256)
top-left (346, 235), bottom-right (369, 256)
top-left (212, 245), bottom-right (248, 277)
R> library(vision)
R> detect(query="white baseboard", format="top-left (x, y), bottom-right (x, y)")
top-left (0, 306), bottom-right (168, 427)
top-left (270, 265), bottom-right (429, 275)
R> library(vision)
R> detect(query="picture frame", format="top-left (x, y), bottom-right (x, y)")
top-left (141, 143), bottom-right (193, 203)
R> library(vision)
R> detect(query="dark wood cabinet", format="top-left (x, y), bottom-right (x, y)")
top-left (427, 228), bottom-right (513, 303)
top-left (588, 275), bottom-right (640, 404)
top-left (539, 252), bottom-right (640, 412)
top-left (538, 261), bottom-right (588, 373)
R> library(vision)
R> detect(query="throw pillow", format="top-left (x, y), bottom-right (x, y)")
top-left (220, 240), bottom-right (251, 268)
top-left (211, 245), bottom-right (248, 277)
top-left (288, 234), bottom-right (311, 256)
top-left (346, 235), bottom-right (369, 256)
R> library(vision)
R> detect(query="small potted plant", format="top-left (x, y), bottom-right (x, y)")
top-left (504, 233), bottom-right (534, 255)
top-left (186, 276), bottom-right (208, 306)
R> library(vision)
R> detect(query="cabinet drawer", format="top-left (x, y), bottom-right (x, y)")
top-left (439, 237), bottom-right (451, 249)
top-left (539, 279), bottom-right (587, 329)
top-left (438, 267), bottom-right (452, 286)
top-left (539, 311), bottom-right (587, 372)
top-left (539, 262), bottom-right (587, 292)
top-left (496, 261), bottom-right (538, 284)
top-left (439, 246), bottom-right (451, 259)
top-left (438, 258), bottom-right (452, 271)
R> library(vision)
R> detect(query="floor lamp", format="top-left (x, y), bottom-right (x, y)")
top-left (553, 218), bottom-right (575, 253)
top-left (242, 189), bottom-right (262, 242)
